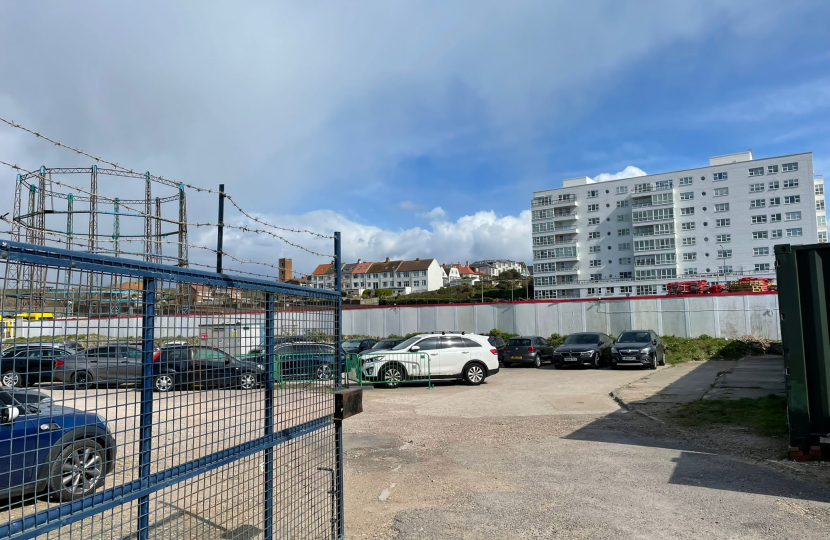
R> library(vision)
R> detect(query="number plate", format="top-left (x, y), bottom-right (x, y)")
top-left (564, 358), bottom-right (578, 362)
top-left (511, 356), bottom-right (523, 360)
top-left (623, 356), bottom-right (637, 361)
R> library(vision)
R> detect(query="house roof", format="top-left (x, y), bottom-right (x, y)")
top-left (342, 261), bottom-right (372, 275)
top-left (397, 258), bottom-right (435, 272)
top-left (453, 264), bottom-right (478, 275)
top-left (367, 260), bottom-right (402, 274)
top-left (120, 281), bottom-right (143, 291)
top-left (312, 264), bottom-right (334, 276)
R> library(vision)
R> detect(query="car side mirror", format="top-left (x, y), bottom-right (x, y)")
top-left (410, 346), bottom-right (420, 352)
top-left (1, 406), bottom-right (20, 425)
top-left (652, 340), bottom-right (657, 345)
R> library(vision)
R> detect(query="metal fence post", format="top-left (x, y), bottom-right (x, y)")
top-left (216, 183), bottom-right (225, 273)
top-left (137, 277), bottom-right (156, 540)
top-left (334, 231), bottom-right (344, 538)
top-left (263, 292), bottom-right (275, 540)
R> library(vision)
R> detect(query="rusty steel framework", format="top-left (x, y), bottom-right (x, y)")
top-left (6, 166), bottom-right (189, 310)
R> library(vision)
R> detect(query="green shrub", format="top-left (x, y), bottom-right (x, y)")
top-left (487, 329), bottom-right (519, 341)
top-left (548, 333), bottom-right (569, 347)
top-left (660, 335), bottom-right (765, 365)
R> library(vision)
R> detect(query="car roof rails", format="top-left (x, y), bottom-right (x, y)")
top-left (429, 331), bottom-right (466, 335)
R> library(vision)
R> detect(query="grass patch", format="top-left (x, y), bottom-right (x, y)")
top-left (673, 394), bottom-right (788, 438)
top-left (661, 335), bottom-right (764, 365)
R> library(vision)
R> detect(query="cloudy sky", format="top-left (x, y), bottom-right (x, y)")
top-left (1, 1), bottom-right (828, 276)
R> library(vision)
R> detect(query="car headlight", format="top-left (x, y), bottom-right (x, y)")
top-left (580, 351), bottom-right (594, 356)
top-left (611, 348), bottom-right (618, 354)
top-left (640, 347), bottom-right (651, 354)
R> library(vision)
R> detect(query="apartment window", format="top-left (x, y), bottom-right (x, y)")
top-left (685, 268), bottom-right (698, 275)
top-left (754, 263), bottom-right (771, 272)
top-left (713, 172), bottom-right (728, 181)
top-left (637, 285), bottom-right (658, 295)
top-left (714, 203), bottom-right (729, 212)
top-left (620, 272), bottom-right (633, 279)
top-left (752, 231), bottom-right (769, 240)
top-left (753, 247), bottom-right (770, 256)
top-left (587, 190), bottom-right (599, 198)
top-left (817, 200), bottom-right (826, 211)
top-left (820, 232), bottom-right (828, 243)
top-left (716, 218), bottom-right (730, 227)
top-left (771, 229), bottom-right (783, 239)
top-left (590, 260), bottom-right (602, 268)
top-left (382, 281), bottom-right (387, 287)
top-left (616, 186), bottom-right (628, 195)
top-left (617, 228), bottom-right (630, 236)
top-left (716, 250), bottom-right (731, 259)
top-left (619, 257), bottom-right (632, 265)
top-left (769, 197), bottom-right (781, 206)
top-left (605, 287), bottom-right (615, 294)
top-left (679, 176), bottom-right (693, 186)
top-left (782, 162), bottom-right (798, 172)
top-left (784, 195), bottom-right (801, 204)
top-left (770, 213), bottom-right (782, 222)
top-left (588, 231), bottom-right (600, 239)
top-left (751, 215), bottom-right (767, 224)
top-left (716, 234), bottom-right (731, 243)
top-left (783, 178), bottom-right (799, 188)
top-left (620, 286), bottom-right (633, 293)
top-left (617, 214), bottom-right (630, 222)
top-left (413, 281), bottom-right (420, 286)
top-left (785, 211), bottom-right (802, 221)
top-left (750, 199), bottom-right (766, 209)
top-left (680, 192), bottom-right (694, 200)
top-left (769, 180), bottom-right (780, 190)
top-left (683, 253), bottom-right (697, 261)
top-left (682, 237), bottom-right (696, 246)
top-left (768, 165), bottom-right (779, 174)
top-left (616, 201), bottom-right (629, 210)
top-left (816, 183), bottom-right (825, 195)
top-left (680, 207), bottom-right (695, 216)
top-left (588, 217), bottom-right (600, 225)
top-left (714, 187), bottom-right (729, 197)
top-left (786, 228), bottom-right (803, 237)
top-left (588, 204), bottom-right (599, 212)
top-left (748, 167), bottom-right (764, 177)
top-left (589, 275), bottom-right (602, 282)
top-left (632, 208), bottom-right (674, 222)
top-left (819, 216), bottom-right (827, 227)
top-left (749, 183), bottom-right (764, 193)
top-left (589, 245), bottom-right (601, 253)
top-left (618, 243), bottom-right (631, 251)
top-left (681, 222), bottom-right (696, 231)
top-left (719, 266), bottom-right (733, 273)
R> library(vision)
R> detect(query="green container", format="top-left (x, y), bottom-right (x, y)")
top-left (775, 243), bottom-right (830, 457)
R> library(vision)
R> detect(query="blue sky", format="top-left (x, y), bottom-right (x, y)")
top-left (0, 1), bottom-right (829, 275)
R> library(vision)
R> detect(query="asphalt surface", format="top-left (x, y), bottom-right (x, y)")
top-left (344, 363), bottom-right (830, 539)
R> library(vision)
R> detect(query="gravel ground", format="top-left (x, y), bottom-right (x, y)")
top-left (344, 365), bottom-right (830, 540)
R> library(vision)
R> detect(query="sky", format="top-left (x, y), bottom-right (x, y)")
top-left (0, 1), bottom-right (829, 277)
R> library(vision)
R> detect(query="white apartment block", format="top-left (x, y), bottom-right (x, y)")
top-left (315, 258), bottom-right (444, 294)
top-left (531, 151), bottom-right (825, 299)
top-left (470, 259), bottom-right (529, 278)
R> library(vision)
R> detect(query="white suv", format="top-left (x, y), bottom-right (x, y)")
top-left (361, 333), bottom-right (500, 388)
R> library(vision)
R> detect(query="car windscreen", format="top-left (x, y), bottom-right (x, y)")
top-left (391, 336), bottom-right (423, 350)
top-left (373, 340), bottom-right (397, 349)
top-left (342, 340), bottom-right (363, 348)
top-left (507, 339), bottom-right (532, 346)
top-left (563, 334), bottom-right (600, 345)
top-left (617, 332), bottom-right (651, 343)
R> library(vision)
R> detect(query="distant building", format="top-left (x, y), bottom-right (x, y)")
top-left (310, 263), bottom-right (336, 290)
top-left (324, 257), bottom-right (444, 294)
top-left (470, 259), bottom-right (529, 278)
top-left (279, 258), bottom-right (292, 282)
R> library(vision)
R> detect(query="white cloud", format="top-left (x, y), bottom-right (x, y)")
top-left (591, 165), bottom-right (648, 182)
top-left (419, 207), bottom-right (446, 220)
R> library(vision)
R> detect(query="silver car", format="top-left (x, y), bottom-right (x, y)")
top-left (53, 344), bottom-right (159, 388)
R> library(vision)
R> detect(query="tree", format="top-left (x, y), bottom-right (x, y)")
top-left (499, 269), bottom-right (523, 280)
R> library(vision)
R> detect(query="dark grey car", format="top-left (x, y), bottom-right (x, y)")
top-left (53, 344), bottom-right (155, 388)
top-left (611, 330), bottom-right (665, 370)
top-left (552, 332), bottom-right (614, 369)
top-left (504, 336), bottom-right (554, 368)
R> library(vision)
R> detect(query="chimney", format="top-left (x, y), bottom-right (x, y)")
top-left (357, 258), bottom-right (361, 264)
top-left (385, 257), bottom-right (390, 263)
top-left (415, 258), bottom-right (420, 261)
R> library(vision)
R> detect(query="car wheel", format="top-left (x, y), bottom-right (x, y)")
top-left (648, 354), bottom-right (658, 370)
top-left (154, 374), bottom-right (174, 392)
top-left (533, 354), bottom-right (541, 369)
top-left (73, 371), bottom-right (92, 390)
top-left (49, 439), bottom-right (107, 502)
top-left (463, 363), bottom-right (486, 386)
top-left (591, 352), bottom-right (601, 369)
top-left (659, 352), bottom-right (666, 366)
top-left (380, 364), bottom-right (404, 389)
top-left (1, 370), bottom-right (23, 388)
top-left (239, 372), bottom-right (258, 389)
top-left (315, 364), bottom-right (333, 381)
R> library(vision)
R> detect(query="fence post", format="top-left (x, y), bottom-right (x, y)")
top-left (137, 277), bottom-right (156, 540)
top-left (216, 183), bottom-right (225, 273)
top-left (263, 292), bottom-right (275, 540)
top-left (333, 231), bottom-right (344, 538)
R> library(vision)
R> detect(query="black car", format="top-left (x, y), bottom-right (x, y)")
top-left (153, 345), bottom-right (265, 392)
top-left (504, 336), bottom-right (555, 368)
top-left (552, 332), bottom-right (614, 369)
top-left (342, 339), bottom-right (377, 355)
top-left (487, 336), bottom-right (507, 364)
top-left (1, 343), bottom-right (78, 388)
top-left (364, 339), bottom-right (404, 355)
top-left (248, 342), bottom-right (339, 381)
top-left (611, 330), bottom-right (665, 370)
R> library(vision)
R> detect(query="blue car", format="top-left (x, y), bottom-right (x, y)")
top-left (0, 389), bottom-right (116, 502)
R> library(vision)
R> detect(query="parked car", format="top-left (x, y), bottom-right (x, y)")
top-left (611, 330), bottom-right (665, 370)
top-left (552, 332), bottom-right (615, 369)
top-left (342, 339), bottom-right (377, 355)
top-left (1, 343), bottom-right (79, 388)
top-left (361, 333), bottom-right (499, 388)
top-left (152, 345), bottom-right (265, 392)
top-left (503, 336), bottom-right (555, 368)
top-left (363, 339), bottom-right (405, 355)
top-left (487, 336), bottom-right (507, 364)
top-left (247, 342), bottom-right (339, 381)
top-left (53, 344), bottom-right (161, 389)
top-left (0, 389), bottom-right (116, 502)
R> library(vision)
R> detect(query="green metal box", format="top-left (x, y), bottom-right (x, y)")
top-left (775, 243), bottom-right (830, 459)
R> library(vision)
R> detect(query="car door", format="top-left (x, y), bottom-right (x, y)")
top-left (194, 347), bottom-right (234, 387)
top-left (537, 337), bottom-right (553, 359)
top-left (411, 337), bottom-right (440, 378)
top-left (117, 347), bottom-right (144, 383)
top-left (22, 347), bottom-right (53, 384)
top-left (438, 337), bottom-right (468, 376)
top-left (652, 331), bottom-right (664, 358)
top-left (0, 393), bottom-right (41, 491)
top-left (94, 346), bottom-right (124, 382)
top-left (274, 345), bottom-right (294, 380)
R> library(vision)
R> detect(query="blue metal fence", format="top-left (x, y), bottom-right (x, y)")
top-left (0, 238), bottom-right (344, 539)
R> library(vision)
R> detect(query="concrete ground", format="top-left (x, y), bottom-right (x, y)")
top-left (344, 362), bottom-right (830, 540)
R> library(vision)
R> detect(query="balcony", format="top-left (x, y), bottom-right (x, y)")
top-left (632, 212), bottom-right (674, 224)
top-left (551, 212), bottom-right (577, 220)
top-left (632, 181), bottom-right (674, 195)
top-left (532, 195), bottom-right (577, 207)
top-left (633, 226), bottom-right (675, 237)
top-left (632, 199), bottom-right (674, 208)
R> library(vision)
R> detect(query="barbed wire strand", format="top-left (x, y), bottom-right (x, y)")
top-left (0, 116), bottom-right (334, 239)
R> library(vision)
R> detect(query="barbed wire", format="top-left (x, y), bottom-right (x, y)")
top-left (0, 116), bottom-right (335, 239)
top-left (0, 159), bottom-right (335, 258)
